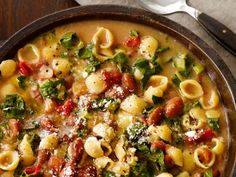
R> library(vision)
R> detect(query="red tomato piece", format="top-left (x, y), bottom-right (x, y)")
top-left (56, 99), bottom-right (75, 116)
top-left (18, 61), bottom-right (33, 76)
top-left (25, 165), bottom-right (41, 175)
top-left (102, 70), bottom-right (122, 89)
top-left (124, 36), bottom-right (141, 48)
top-left (185, 129), bottom-right (214, 144)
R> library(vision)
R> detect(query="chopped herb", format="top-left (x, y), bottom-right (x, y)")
top-left (91, 97), bottom-right (120, 112)
top-left (179, 70), bottom-right (191, 78)
top-left (183, 101), bottom-right (200, 113)
top-left (171, 74), bottom-right (181, 87)
top-left (85, 57), bottom-right (101, 75)
top-left (0, 94), bottom-right (25, 119)
top-left (78, 44), bottom-right (93, 59)
top-left (130, 30), bottom-right (139, 37)
top-left (156, 47), bottom-right (169, 54)
top-left (152, 95), bottom-right (164, 105)
top-left (102, 170), bottom-right (116, 177)
top-left (204, 168), bottom-right (213, 177)
top-left (208, 118), bottom-right (220, 132)
top-left (60, 32), bottom-right (78, 48)
top-left (149, 150), bottom-right (166, 172)
top-left (131, 161), bottom-right (154, 177)
top-left (113, 52), bottom-right (128, 72)
top-left (40, 79), bottom-right (66, 100)
top-left (126, 122), bottom-right (146, 144)
top-left (29, 133), bottom-right (41, 152)
top-left (17, 76), bottom-right (29, 89)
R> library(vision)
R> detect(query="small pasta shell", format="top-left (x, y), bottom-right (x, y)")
top-left (180, 79), bottom-right (203, 99)
top-left (156, 125), bottom-right (172, 143)
top-left (85, 73), bottom-right (106, 94)
top-left (212, 138), bottom-right (224, 155)
top-left (72, 81), bottom-right (87, 96)
top-left (176, 171), bottom-right (190, 177)
top-left (0, 151), bottom-right (20, 171)
top-left (84, 136), bottom-right (104, 158)
top-left (38, 65), bottom-right (53, 79)
top-left (120, 94), bottom-right (147, 115)
top-left (0, 84), bottom-right (17, 98)
top-left (94, 157), bottom-right (113, 169)
top-left (144, 86), bottom-right (163, 103)
top-left (194, 146), bottom-right (215, 169)
top-left (182, 113), bottom-right (205, 130)
top-left (146, 125), bottom-right (160, 142)
top-left (147, 75), bottom-right (168, 91)
top-left (39, 133), bottom-right (58, 150)
top-left (109, 162), bottom-right (130, 176)
top-left (166, 146), bottom-right (183, 167)
top-left (93, 123), bottom-right (115, 142)
top-left (52, 58), bottom-right (71, 76)
top-left (200, 90), bottom-right (219, 109)
top-left (92, 27), bottom-right (114, 49)
top-left (18, 44), bottom-right (40, 64)
top-left (156, 173), bottom-right (173, 177)
top-left (0, 60), bottom-right (17, 78)
top-left (183, 149), bottom-right (196, 171)
top-left (139, 36), bottom-right (158, 60)
top-left (114, 136), bottom-right (126, 161)
top-left (205, 110), bottom-right (220, 119)
top-left (116, 111), bottom-right (135, 129)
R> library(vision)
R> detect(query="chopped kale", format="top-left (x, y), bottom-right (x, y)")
top-left (183, 101), bottom-right (200, 113)
top-left (60, 32), bottom-right (79, 48)
top-left (208, 118), bottom-right (220, 132)
top-left (85, 57), bottom-right (101, 75)
top-left (152, 95), bottom-right (164, 105)
top-left (102, 170), bottom-right (116, 177)
top-left (40, 79), bottom-right (66, 100)
top-left (0, 127), bottom-right (3, 139)
top-left (113, 52), bottom-right (129, 72)
top-left (130, 161), bottom-right (154, 177)
top-left (130, 30), bottom-right (139, 37)
top-left (149, 150), bottom-right (166, 172)
top-left (142, 105), bottom-right (155, 115)
top-left (18, 121), bottom-right (40, 140)
top-left (126, 122), bottom-right (146, 144)
top-left (0, 94), bottom-right (26, 119)
top-left (78, 44), bottom-right (94, 59)
top-left (171, 74), bottom-right (181, 87)
top-left (17, 76), bottom-right (29, 89)
top-left (91, 97), bottom-right (120, 112)
top-left (156, 47), bottom-right (170, 54)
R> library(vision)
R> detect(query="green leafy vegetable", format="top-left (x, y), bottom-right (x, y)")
top-left (149, 150), bottom-right (166, 172)
top-left (78, 44), bottom-right (94, 59)
top-left (208, 118), bottom-right (220, 132)
top-left (126, 122), bottom-right (147, 146)
top-left (91, 97), bottom-right (120, 112)
top-left (60, 32), bottom-right (78, 48)
top-left (171, 74), bottom-right (181, 87)
top-left (18, 121), bottom-right (40, 140)
top-left (204, 168), bottom-right (213, 177)
top-left (183, 101), bottom-right (200, 113)
top-left (130, 30), bottom-right (139, 37)
top-left (113, 52), bottom-right (129, 72)
top-left (133, 59), bottom-right (162, 89)
top-left (156, 47), bottom-right (169, 54)
top-left (85, 57), bottom-right (101, 75)
top-left (142, 105), bottom-right (155, 115)
top-left (0, 127), bottom-right (3, 139)
top-left (40, 79), bottom-right (66, 100)
top-left (17, 76), bottom-right (29, 89)
top-left (131, 161), bottom-right (154, 177)
top-left (152, 95), bottom-right (164, 105)
top-left (0, 94), bottom-right (26, 119)
top-left (102, 170), bottom-right (116, 177)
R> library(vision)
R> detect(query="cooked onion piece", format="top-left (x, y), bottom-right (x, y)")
top-left (139, 36), bottom-right (158, 60)
top-left (0, 151), bottom-right (20, 171)
top-left (194, 146), bottom-right (215, 169)
top-left (0, 60), bottom-right (17, 78)
top-left (180, 79), bottom-right (203, 99)
top-left (200, 90), bottom-right (219, 109)
top-left (18, 44), bottom-right (40, 64)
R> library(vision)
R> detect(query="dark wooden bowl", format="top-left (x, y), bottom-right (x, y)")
top-left (0, 5), bottom-right (235, 176)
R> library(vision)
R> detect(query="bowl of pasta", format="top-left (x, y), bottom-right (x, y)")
top-left (0, 5), bottom-right (235, 177)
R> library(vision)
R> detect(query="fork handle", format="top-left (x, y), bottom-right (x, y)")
top-left (197, 13), bottom-right (236, 56)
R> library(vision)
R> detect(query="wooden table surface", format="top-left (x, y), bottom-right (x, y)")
top-left (0, 0), bottom-right (79, 41)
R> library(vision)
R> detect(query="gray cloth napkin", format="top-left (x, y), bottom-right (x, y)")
top-left (77, 0), bottom-right (236, 78)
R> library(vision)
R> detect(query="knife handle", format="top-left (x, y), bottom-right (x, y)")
top-left (197, 13), bottom-right (236, 56)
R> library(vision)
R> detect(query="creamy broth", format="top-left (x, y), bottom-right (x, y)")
top-left (0, 20), bottom-right (226, 177)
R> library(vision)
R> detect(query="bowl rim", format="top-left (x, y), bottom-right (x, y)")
top-left (0, 4), bottom-right (236, 176)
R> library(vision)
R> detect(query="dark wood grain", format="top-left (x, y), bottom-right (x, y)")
top-left (0, 0), bottom-right (78, 40)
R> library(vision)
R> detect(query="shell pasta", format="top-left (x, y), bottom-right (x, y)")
top-left (0, 20), bottom-right (227, 177)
